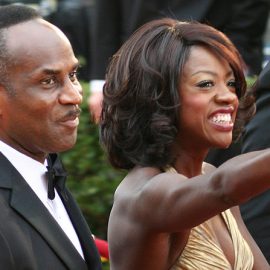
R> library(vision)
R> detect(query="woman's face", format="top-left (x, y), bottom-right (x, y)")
top-left (178, 45), bottom-right (239, 151)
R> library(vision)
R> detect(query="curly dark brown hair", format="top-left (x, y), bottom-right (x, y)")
top-left (100, 18), bottom-right (255, 170)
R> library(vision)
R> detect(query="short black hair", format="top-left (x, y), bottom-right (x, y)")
top-left (0, 4), bottom-right (40, 29)
top-left (0, 4), bottom-right (41, 91)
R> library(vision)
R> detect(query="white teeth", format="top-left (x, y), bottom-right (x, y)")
top-left (211, 113), bottom-right (232, 124)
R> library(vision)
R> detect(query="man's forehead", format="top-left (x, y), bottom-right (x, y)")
top-left (4, 20), bottom-right (76, 75)
top-left (6, 22), bottom-right (72, 61)
top-left (6, 18), bottom-right (67, 49)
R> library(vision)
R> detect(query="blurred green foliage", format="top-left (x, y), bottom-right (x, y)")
top-left (246, 75), bottom-right (257, 88)
top-left (61, 82), bottom-right (125, 240)
top-left (60, 82), bottom-right (123, 269)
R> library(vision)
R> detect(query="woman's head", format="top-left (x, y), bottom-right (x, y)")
top-left (100, 18), bottom-right (253, 170)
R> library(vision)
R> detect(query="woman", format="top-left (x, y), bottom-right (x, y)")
top-left (100, 18), bottom-right (269, 269)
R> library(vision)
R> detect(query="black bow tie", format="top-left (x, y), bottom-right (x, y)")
top-left (46, 154), bottom-right (68, 200)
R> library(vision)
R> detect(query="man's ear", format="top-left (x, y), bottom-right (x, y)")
top-left (0, 84), bottom-right (7, 116)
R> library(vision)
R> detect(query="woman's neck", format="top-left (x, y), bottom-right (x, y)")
top-left (173, 149), bottom-right (207, 177)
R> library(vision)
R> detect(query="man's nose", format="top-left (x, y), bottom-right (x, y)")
top-left (59, 79), bottom-right (83, 105)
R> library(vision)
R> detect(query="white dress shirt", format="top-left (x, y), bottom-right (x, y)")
top-left (0, 140), bottom-right (84, 259)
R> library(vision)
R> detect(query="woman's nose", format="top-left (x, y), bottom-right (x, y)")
top-left (214, 85), bottom-right (238, 104)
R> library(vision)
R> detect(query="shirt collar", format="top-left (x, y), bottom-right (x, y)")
top-left (0, 140), bottom-right (47, 192)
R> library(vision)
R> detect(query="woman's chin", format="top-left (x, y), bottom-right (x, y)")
top-left (212, 139), bottom-right (233, 150)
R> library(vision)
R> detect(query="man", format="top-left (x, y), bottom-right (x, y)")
top-left (0, 4), bottom-right (101, 269)
top-left (240, 61), bottom-right (270, 262)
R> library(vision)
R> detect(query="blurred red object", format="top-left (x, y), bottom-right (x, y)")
top-left (94, 237), bottom-right (109, 262)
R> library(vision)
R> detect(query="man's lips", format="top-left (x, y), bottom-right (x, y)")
top-left (58, 108), bottom-right (81, 128)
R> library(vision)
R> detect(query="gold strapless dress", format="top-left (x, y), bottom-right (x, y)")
top-left (170, 209), bottom-right (254, 269)
top-left (165, 166), bottom-right (254, 270)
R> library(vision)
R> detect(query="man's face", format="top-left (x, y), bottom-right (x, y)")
top-left (0, 19), bottom-right (83, 162)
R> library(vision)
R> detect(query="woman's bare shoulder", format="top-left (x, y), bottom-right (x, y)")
top-left (113, 166), bottom-right (188, 207)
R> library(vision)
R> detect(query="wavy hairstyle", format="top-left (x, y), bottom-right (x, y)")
top-left (100, 18), bottom-right (255, 170)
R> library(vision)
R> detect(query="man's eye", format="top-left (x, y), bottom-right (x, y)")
top-left (69, 71), bottom-right (79, 82)
top-left (41, 77), bottom-right (57, 85)
top-left (196, 80), bottom-right (214, 88)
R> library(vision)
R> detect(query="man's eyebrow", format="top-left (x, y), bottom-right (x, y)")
top-left (42, 69), bottom-right (60, 75)
top-left (41, 63), bottom-right (80, 75)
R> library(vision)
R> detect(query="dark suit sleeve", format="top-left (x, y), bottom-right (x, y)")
top-left (89, 0), bottom-right (166, 80)
top-left (90, 0), bottom-right (122, 80)
top-left (89, 0), bottom-right (217, 81)
top-left (224, 0), bottom-right (270, 75)
top-left (240, 62), bottom-right (270, 263)
top-left (0, 230), bottom-right (16, 270)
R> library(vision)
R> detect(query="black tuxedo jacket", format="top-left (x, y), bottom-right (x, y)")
top-left (90, 0), bottom-right (269, 80)
top-left (0, 153), bottom-right (102, 269)
top-left (240, 61), bottom-right (270, 263)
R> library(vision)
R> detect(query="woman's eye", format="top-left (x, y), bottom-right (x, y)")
top-left (196, 80), bottom-right (214, 88)
top-left (227, 80), bottom-right (236, 88)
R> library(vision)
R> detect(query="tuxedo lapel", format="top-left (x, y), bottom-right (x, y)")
top-left (0, 153), bottom-right (88, 270)
top-left (58, 188), bottom-right (102, 270)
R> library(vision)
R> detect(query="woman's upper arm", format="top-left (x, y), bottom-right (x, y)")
top-left (135, 171), bottom-right (228, 232)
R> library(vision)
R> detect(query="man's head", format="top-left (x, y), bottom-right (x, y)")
top-left (0, 4), bottom-right (40, 89)
top-left (0, 5), bottom-right (83, 162)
